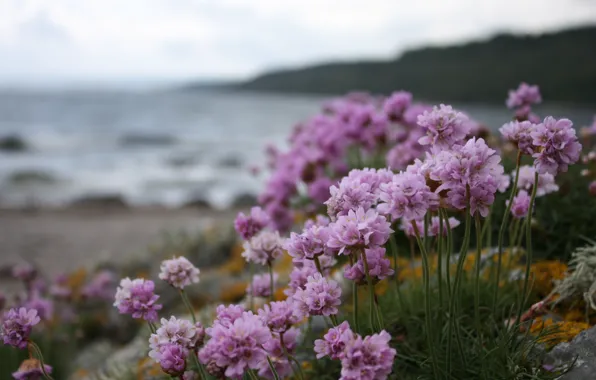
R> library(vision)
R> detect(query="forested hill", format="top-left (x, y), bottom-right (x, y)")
top-left (233, 26), bottom-right (596, 104)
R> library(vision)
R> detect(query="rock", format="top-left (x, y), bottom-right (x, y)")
top-left (0, 135), bottom-right (27, 152)
top-left (218, 155), bottom-right (242, 168)
top-left (544, 325), bottom-right (596, 379)
top-left (165, 154), bottom-right (199, 168)
top-left (7, 170), bottom-right (56, 184)
top-left (119, 134), bottom-right (176, 147)
top-left (182, 197), bottom-right (212, 209)
top-left (70, 194), bottom-right (128, 209)
top-left (231, 192), bottom-right (257, 208)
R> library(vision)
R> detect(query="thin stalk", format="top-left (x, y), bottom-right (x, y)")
top-left (148, 321), bottom-right (157, 334)
top-left (313, 256), bottom-right (324, 275)
top-left (191, 349), bottom-right (207, 380)
top-left (494, 151), bottom-right (521, 312)
top-left (247, 368), bottom-right (261, 380)
top-left (266, 356), bottom-right (281, 380)
top-left (474, 212), bottom-right (483, 341)
top-left (268, 264), bottom-right (275, 302)
top-left (249, 262), bottom-right (254, 312)
top-left (438, 211), bottom-right (444, 307)
top-left (515, 172), bottom-right (539, 328)
top-left (441, 209), bottom-right (453, 302)
top-left (361, 250), bottom-right (382, 332)
top-left (349, 255), bottom-right (360, 334)
top-left (180, 289), bottom-right (197, 323)
top-left (424, 213), bottom-right (431, 254)
top-left (329, 314), bottom-right (339, 326)
top-left (280, 333), bottom-right (305, 380)
top-left (29, 341), bottom-right (54, 380)
top-left (447, 203), bottom-right (472, 375)
top-left (411, 220), bottom-right (440, 380)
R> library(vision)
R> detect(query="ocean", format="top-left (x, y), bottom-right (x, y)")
top-left (0, 89), bottom-right (593, 209)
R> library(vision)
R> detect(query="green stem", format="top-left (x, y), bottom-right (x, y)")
top-left (180, 289), bottom-right (197, 324)
top-left (349, 255), bottom-right (360, 334)
top-left (447, 203), bottom-right (472, 375)
top-left (29, 341), bottom-right (54, 380)
top-left (438, 211), bottom-right (444, 307)
top-left (281, 333), bottom-right (305, 380)
top-left (148, 321), bottom-right (157, 334)
top-left (494, 151), bottom-right (521, 313)
top-left (313, 256), bottom-right (323, 275)
top-left (249, 262), bottom-right (255, 312)
top-left (329, 314), bottom-right (339, 327)
top-left (191, 349), bottom-right (207, 380)
top-left (361, 250), bottom-right (382, 332)
top-left (441, 209), bottom-right (453, 303)
top-left (515, 172), bottom-right (539, 329)
top-left (266, 356), bottom-right (281, 380)
top-left (411, 220), bottom-right (440, 380)
top-left (268, 264), bottom-right (275, 302)
top-left (247, 368), bottom-right (261, 380)
top-left (474, 212), bottom-right (483, 341)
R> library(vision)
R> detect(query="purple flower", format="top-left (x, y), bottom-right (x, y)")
top-left (508, 190), bottom-right (532, 219)
top-left (21, 295), bottom-right (53, 322)
top-left (242, 231), bottom-right (284, 266)
top-left (383, 91), bottom-right (412, 121)
top-left (247, 273), bottom-right (278, 298)
top-left (199, 311), bottom-right (271, 378)
top-left (386, 139), bottom-right (424, 171)
top-left (213, 304), bottom-right (245, 328)
top-left (340, 330), bottom-right (396, 380)
top-left (81, 270), bottom-right (115, 300)
top-left (512, 165), bottom-right (558, 197)
top-left (285, 260), bottom-right (320, 296)
top-left (308, 176), bottom-right (335, 203)
top-left (258, 300), bottom-right (300, 333)
top-left (182, 371), bottom-right (198, 380)
top-left (314, 321), bottom-right (355, 359)
top-left (344, 247), bottom-right (394, 285)
top-left (499, 120), bottom-right (536, 155)
top-left (149, 316), bottom-right (199, 351)
top-left (258, 328), bottom-right (300, 379)
top-left (113, 278), bottom-right (162, 322)
top-left (530, 117), bottom-right (582, 175)
top-left (234, 206), bottom-right (271, 241)
top-left (148, 343), bottom-right (188, 376)
top-left (285, 224), bottom-right (331, 261)
top-left (159, 256), bottom-right (200, 289)
top-left (12, 263), bottom-right (36, 282)
top-left (417, 104), bottom-right (471, 148)
top-left (327, 208), bottom-right (392, 255)
top-left (506, 82), bottom-right (541, 109)
top-left (49, 274), bottom-right (71, 299)
top-left (1, 308), bottom-right (40, 349)
top-left (325, 168), bottom-right (391, 218)
top-left (12, 359), bottom-right (52, 380)
top-left (292, 273), bottom-right (342, 317)
top-left (377, 171), bottom-right (439, 221)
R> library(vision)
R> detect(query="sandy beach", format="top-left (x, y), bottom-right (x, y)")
top-left (0, 207), bottom-right (239, 278)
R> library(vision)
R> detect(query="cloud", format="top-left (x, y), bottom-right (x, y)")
top-left (0, 0), bottom-right (594, 86)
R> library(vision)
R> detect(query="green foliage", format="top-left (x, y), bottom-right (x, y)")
top-left (235, 26), bottom-right (596, 105)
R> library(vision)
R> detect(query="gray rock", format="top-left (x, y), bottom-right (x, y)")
top-left (0, 135), bottom-right (27, 152)
top-left (218, 155), bottom-right (242, 168)
top-left (182, 197), bottom-right (212, 209)
top-left (7, 170), bottom-right (56, 184)
top-left (70, 194), bottom-right (128, 209)
top-left (231, 192), bottom-right (257, 208)
top-left (119, 134), bottom-right (176, 146)
top-left (544, 325), bottom-right (596, 379)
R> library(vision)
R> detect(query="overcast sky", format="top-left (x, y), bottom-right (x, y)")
top-left (1, 0), bottom-right (595, 87)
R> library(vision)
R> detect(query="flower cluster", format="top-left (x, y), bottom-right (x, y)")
top-left (500, 117), bottom-right (581, 175)
top-left (513, 165), bottom-right (559, 197)
top-left (234, 206), bottom-right (271, 241)
top-left (113, 278), bottom-right (162, 322)
top-left (149, 343), bottom-right (188, 376)
top-left (1, 307), bottom-right (40, 349)
top-left (400, 216), bottom-right (460, 238)
top-left (506, 82), bottom-right (541, 121)
top-left (242, 230), bottom-right (284, 266)
top-left (258, 300), bottom-right (300, 333)
top-left (159, 256), bottom-right (200, 289)
top-left (315, 322), bottom-right (396, 380)
top-left (377, 171), bottom-right (439, 221)
top-left (199, 311), bottom-right (271, 378)
top-left (327, 208), bottom-right (392, 255)
top-left (259, 328), bottom-right (300, 379)
top-left (417, 104), bottom-right (471, 148)
top-left (292, 273), bottom-right (342, 317)
top-left (12, 359), bottom-right (53, 380)
top-left (247, 273), bottom-right (278, 298)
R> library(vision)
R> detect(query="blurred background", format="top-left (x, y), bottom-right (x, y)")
top-left (0, 0), bottom-right (595, 276)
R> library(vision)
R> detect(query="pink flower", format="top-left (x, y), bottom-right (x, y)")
top-left (113, 278), bottom-right (162, 322)
top-left (506, 82), bottom-right (541, 109)
top-left (292, 273), bottom-right (342, 317)
top-left (314, 321), bottom-right (355, 359)
top-left (344, 247), bottom-right (394, 285)
top-left (417, 104), bottom-right (471, 148)
top-left (377, 171), bottom-right (439, 221)
top-left (247, 273), bottom-right (278, 298)
top-left (327, 208), bottom-right (392, 255)
top-left (530, 117), bottom-right (582, 175)
top-left (1, 308), bottom-right (40, 349)
top-left (508, 190), bottom-right (532, 219)
top-left (340, 330), bottom-right (396, 380)
top-left (242, 231), bottom-right (284, 266)
top-left (234, 207), bottom-right (271, 241)
top-left (159, 256), bottom-right (200, 289)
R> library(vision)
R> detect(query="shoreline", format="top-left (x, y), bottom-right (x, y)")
top-left (0, 206), bottom-right (242, 280)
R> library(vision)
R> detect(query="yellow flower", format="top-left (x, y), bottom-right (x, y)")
top-left (530, 261), bottom-right (567, 297)
top-left (530, 317), bottom-right (589, 348)
top-left (220, 281), bottom-right (250, 303)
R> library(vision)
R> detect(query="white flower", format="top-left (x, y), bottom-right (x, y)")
top-left (158, 256), bottom-right (200, 289)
